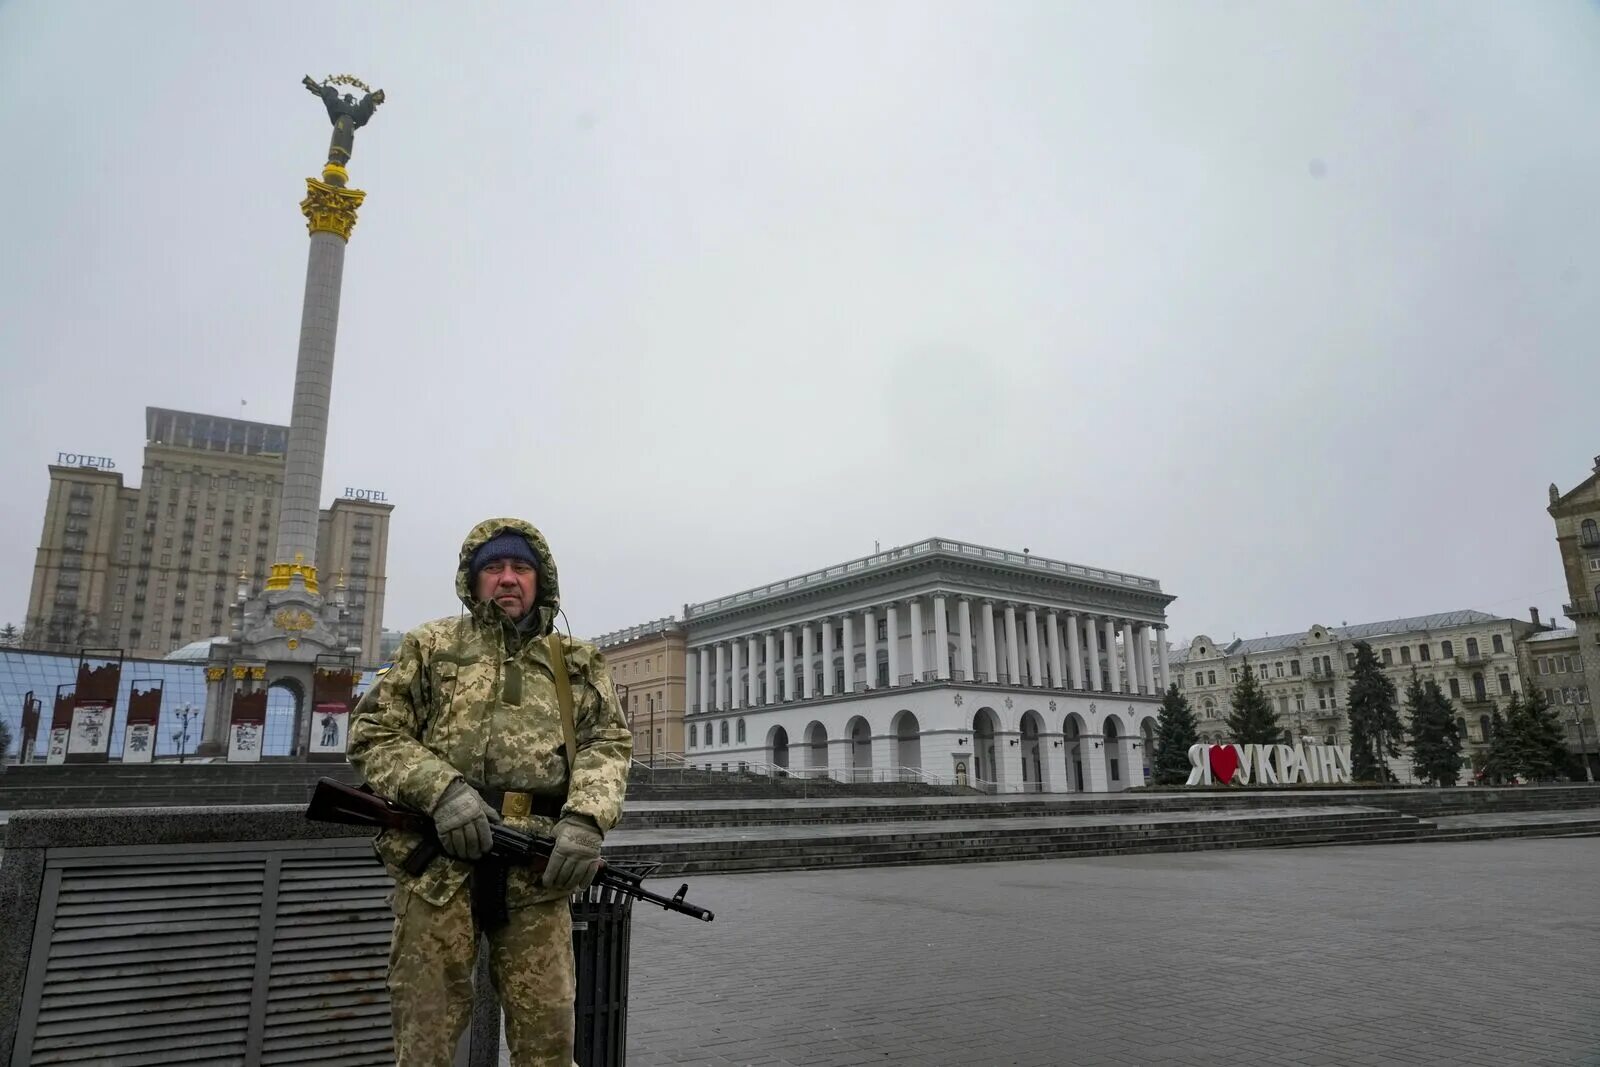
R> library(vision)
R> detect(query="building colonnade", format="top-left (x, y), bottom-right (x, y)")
top-left (686, 594), bottom-right (1170, 714)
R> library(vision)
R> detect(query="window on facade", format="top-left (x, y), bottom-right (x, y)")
top-left (1419, 646), bottom-right (1431, 662)
top-left (1346, 653), bottom-right (1357, 669)
top-left (1466, 638), bottom-right (1480, 659)
top-left (689, 725), bottom-right (697, 748)
top-left (1274, 662), bottom-right (1284, 677)
top-left (1400, 647), bottom-right (1411, 664)
top-left (1449, 678), bottom-right (1461, 699)
top-left (1498, 673), bottom-right (1511, 695)
top-left (1583, 518), bottom-right (1600, 544)
top-left (1295, 694), bottom-right (1305, 712)
top-left (1441, 640), bottom-right (1454, 658)
top-left (1491, 634), bottom-right (1504, 654)
top-left (719, 722), bottom-right (729, 744)
top-left (1381, 649), bottom-right (1392, 666)
top-left (1472, 673), bottom-right (1486, 701)
top-left (1194, 672), bottom-right (1204, 687)
top-left (736, 719), bottom-right (746, 743)
top-left (1318, 688), bottom-right (1328, 710)
top-left (1230, 668), bottom-right (1239, 683)
top-left (1290, 660), bottom-right (1301, 676)
top-left (1207, 671), bottom-right (1216, 685)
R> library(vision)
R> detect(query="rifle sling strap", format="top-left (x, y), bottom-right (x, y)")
top-left (546, 632), bottom-right (579, 774)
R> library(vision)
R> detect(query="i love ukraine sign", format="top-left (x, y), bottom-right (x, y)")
top-left (1186, 741), bottom-right (1354, 786)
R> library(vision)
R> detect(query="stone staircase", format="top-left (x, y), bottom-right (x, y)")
top-left (603, 808), bottom-right (1439, 876)
top-left (0, 761), bottom-right (962, 812)
top-left (4, 765), bottom-right (1597, 879)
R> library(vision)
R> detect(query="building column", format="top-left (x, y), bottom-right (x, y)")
top-left (909, 598), bottom-right (925, 681)
top-left (764, 632), bottom-right (777, 706)
top-left (1046, 611), bottom-right (1064, 690)
top-left (1103, 618), bottom-right (1120, 693)
top-left (934, 595), bottom-right (951, 680)
top-left (731, 638), bottom-right (744, 710)
top-left (696, 648), bottom-right (708, 712)
top-left (957, 597), bottom-right (974, 681)
top-left (1126, 627), bottom-right (1139, 694)
top-left (1025, 606), bottom-right (1043, 687)
top-left (1067, 613), bottom-right (1084, 690)
top-left (783, 627), bottom-right (797, 701)
top-left (1126, 621), bottom-right (1142, 694)
top-left (714, 643), bottom-right (727, 710)
top-left (1157, 625), bottom-right (1170, 691)
top-left (886, 603), bottom-right (900, 687)
top-left (863, 608), bottom-right (877, 689)
top-left (686, 652), bottom-right (698, 715)
top-left (1086, 616), bottom-right (1103, 692)
top-left (1084, 731), bottom-right (1111, 793)
top-left (747, 635), bottom-right (759, 707)
top-left (1142, 625), bottom-right (1157, 695)
top-left (821, 617), bottom-right (835, 696)
top-left (842, 614), bottom-right (856, 694)
top-left (802, 624), bottom-right (815, 699)
top-left (1004, 604), bottom-right (1021, 686)
top-left (981, 600), bottom-right (998, 682)
top-left (1125, 732), bottom-right (1146, 788)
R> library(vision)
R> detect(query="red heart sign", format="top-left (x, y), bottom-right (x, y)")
top-left (1208, 744), bottom-right (1240, 785)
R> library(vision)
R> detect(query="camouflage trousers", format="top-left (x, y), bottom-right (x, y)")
top-left (387, 882), bottom-right (576, 1067)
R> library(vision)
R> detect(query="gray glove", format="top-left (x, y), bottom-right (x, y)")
top-left (541, 813), bottom-right (603, 893)
top-left (432, 780), bottom-right (500, 861)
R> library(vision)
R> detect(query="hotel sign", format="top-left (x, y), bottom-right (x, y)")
top-left (342, 487), bottom-right (387, 502)
top-left (57, 452), bottom-right (116, 470)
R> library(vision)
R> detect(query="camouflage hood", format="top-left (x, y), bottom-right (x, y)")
top-left (454, 517), bottom-right (560, 638)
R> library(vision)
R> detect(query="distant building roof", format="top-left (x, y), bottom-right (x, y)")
top-left (164, 638), bottom-right (224, 662)
top-left (1525, 627), bottom-right (1577, 644)
top-left (1172, 610), bottom-right (1509, 664)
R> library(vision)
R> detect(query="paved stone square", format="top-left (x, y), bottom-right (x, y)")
top-left (618, 839), bottom-right (1600, 1066)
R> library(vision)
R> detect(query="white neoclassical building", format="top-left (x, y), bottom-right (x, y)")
top-left (680, 538), bottom-right (1176, 793)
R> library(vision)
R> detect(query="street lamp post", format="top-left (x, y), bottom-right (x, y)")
top-left (171, 703), bottom-right (199, 764)
top-left (1571, 708), bottom-right (1595, 783)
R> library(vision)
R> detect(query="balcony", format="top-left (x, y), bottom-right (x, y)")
top-left (1565, 598), bottom-right (1598, 619)
top-left (1454, 654), bottom-right (1489, 668)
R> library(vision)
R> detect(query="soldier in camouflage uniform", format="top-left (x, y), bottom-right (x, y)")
top-left (349, 518), bottom-right (632, 1066)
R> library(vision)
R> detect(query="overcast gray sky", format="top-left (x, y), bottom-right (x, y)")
top-left (3, 1), bottom-right (1597, 647)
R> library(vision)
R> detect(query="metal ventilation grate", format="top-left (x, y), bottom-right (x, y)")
top-left (259, 855), bottom-right (395, 1065)
top-left (27, 859), bottom-right (263, 1066)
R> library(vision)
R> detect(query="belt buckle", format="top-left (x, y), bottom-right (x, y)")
top-left (501, 791), bottom-right (532, 819)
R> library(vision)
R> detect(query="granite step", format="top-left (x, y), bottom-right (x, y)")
top-left (603, 814), bottom-right (1433, 876)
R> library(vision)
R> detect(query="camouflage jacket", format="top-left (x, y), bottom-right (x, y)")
top-left (347, 518), bottom-right (632, 906)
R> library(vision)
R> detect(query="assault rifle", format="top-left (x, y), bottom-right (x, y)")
top-left (305, 777), bottom-right (714, 922)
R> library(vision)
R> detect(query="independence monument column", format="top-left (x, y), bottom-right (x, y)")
top-left (198, 75), bottom-right (386, 757)
top-left (266, 74), bottom-right (386, 594)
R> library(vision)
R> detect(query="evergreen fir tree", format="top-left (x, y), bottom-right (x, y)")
top-left (1151, 684), bottom-right (1201, 785)
top-left (1480, 707), bottom-right (1516, 784)
top-left (1512, 688), bottom-right (1569, 781)
top-left (1345, 641), bottom-right (1400, 781)
top-left (0, 716), bottom-right (11, 775)
top-left (1225, 661), bottom-right (1288, 746)
top-left (1406, 676), bottom-right (1462, 787)
top-left (0, 623), bottom-right (19, 647)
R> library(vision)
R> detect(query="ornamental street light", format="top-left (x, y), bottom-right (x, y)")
top-left (171, 703), bottom-right (200, 764)
top-left (1570, 707), bottom-right (1595, 783)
